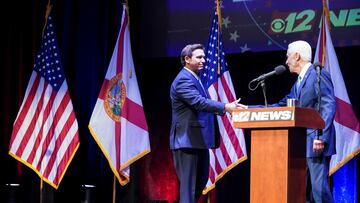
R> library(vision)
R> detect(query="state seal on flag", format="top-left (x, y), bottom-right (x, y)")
top-left (104, 73), bottom-right (126, 122)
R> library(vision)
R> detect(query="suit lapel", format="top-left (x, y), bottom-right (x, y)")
top-left (296, 67), bottom-right (312, 99)
top-left (183, 69), bottom-right (209, 98)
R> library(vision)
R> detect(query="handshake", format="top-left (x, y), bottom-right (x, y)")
top-left (224, 98), bottom-right (248, 113)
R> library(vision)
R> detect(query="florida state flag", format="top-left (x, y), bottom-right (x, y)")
top-left (89, 6), bottom-right (150, 185)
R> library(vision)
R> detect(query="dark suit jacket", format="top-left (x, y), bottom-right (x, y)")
top-left (170, 68), bottom-right (225, 150)
top-left (268, 65), bottom-right (336, 157)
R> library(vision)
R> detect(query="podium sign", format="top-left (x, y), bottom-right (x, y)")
top-left (232, 106), bottom-right (324, 203)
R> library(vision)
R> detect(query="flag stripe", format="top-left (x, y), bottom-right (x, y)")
top-left (220, 75), bottom-right (235, 102)
top-left (215, 139), bottom-right (228, 173)
top-left (221, 115), bottom-right (243, 159)
top-left (10, 74), bottom-right (41, 147)
top-left (42, 110), bottom-right (76, 178)
top-left (116, 14), bottom-right (128, 74)
top-left (32, 87), bottom-right (70, 168)
top-left (216, 77), bottom-right (244, 159)
top-left (27, 87), bottom-right (56, 164)
top-left (217, 118), bottom-right (234, 167)
top-left (15, 79), bottom-right (47, 157)
top-left (122, 98), bottom-right (148, 131)
top-left (209, 150), bottom-right (216, 182)
top-left (51, 131), bottom-right (79, 185)
top-left (99, 79), bottom-right (110, 100)
top-left (47, 121), bottom-right (79, 185)
top-left (36, 91), bottom-right (71, 171)
top-left (335, 98), bottom-right (360, 133)
top-left (115, 122), bottom-right (121, 171)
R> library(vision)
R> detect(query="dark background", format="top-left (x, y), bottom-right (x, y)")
top-left (1, 0), bottom-right (359, 202)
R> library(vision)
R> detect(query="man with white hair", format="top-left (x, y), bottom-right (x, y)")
top-left (241, 40), bottom-right (336, 202)
top-left (286, 40), bottom-right (335, 202)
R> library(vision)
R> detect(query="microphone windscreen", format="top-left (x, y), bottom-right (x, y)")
top-left (274, 65), bottom-right (286, 75)
top-left (313, 62), bottom-right (323, 68)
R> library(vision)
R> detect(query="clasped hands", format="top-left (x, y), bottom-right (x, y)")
top-left (224, 98), bottom-right (248, 113)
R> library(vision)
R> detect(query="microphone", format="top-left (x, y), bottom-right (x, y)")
top-left (251, 65), bottom-right (286, 82)
top-left (313, 62), bottom-right (322, 77)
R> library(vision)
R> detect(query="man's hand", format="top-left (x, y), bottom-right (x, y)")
top-left (313, 139), bottom-right (325, 153)
top-left (225, 98), bottom-right (245, 113)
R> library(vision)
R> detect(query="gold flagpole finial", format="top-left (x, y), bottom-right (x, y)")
top-left (42, 0), bottom-right (53, 38)
top-left (122, 0), bottom-right (130, 26)
top-left (122, 0), bottom-right (132, 78)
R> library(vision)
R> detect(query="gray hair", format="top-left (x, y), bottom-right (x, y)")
top-left (180, 44), bottom-right (205, 66)
top-left (288, 40), bottom-right (312, 62)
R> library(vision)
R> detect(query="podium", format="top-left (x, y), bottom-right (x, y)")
top-left (232, 106), bottom-right (325, 203)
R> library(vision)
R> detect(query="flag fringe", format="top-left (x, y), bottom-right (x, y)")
top-left (329, 147), bottom-right (360, 175)
top-left (88, 125), bottom-right (150, 186)
top-left (8, 142), bottom-right (80, 189)
top-left (202, 155), bottom-right (248, 195)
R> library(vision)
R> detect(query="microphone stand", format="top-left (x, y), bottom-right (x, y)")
top-left (316, 66), bottom-right (322, 139)
top-left (260, 80), bottom-right (268, 107)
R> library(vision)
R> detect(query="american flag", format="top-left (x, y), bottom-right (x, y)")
top-left (88, 6), bottom-right (150, 185)
top-left (200, 11), bottom-right (247, 194)
top-left (8, 16), bottom-right (80, 189)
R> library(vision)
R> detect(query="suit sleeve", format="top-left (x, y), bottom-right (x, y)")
top-left (174, 75), bottom-right (225, 115)
top-left (316, 70), bottom-right (336, 143)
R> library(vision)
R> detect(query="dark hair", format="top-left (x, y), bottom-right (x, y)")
top-left (180, 44), bottom-right (205, 66)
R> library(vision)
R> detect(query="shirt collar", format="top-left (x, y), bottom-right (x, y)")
top-left (184, 67), bottom-right (200, 80)
top-left (298, 62), bottom-right (312, 80)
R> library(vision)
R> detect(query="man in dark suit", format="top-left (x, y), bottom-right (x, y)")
top-left (241, 40), bottom-right (336, 203)
top-left (170, 44), bottom-right (241, 203)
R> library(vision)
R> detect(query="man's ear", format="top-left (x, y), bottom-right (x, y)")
top-left (295, 53), bottom-right (301, 61)
top-left (184, 55), bottom-right (191, 64)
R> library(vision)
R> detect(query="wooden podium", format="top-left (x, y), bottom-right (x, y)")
top-left (232, 106), bottom-right (325, 203)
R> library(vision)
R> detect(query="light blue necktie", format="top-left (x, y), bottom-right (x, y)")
top-left (295, 76), bottom-right (301, 95)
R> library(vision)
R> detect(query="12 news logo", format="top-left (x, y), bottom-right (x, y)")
top-left (233, 110), bottom-right (294, 122)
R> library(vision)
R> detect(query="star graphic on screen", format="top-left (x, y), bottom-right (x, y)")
top-left (229, 31), bottom-right (239, 42)
top-left (222, 16), bottom-right (231, 29)
top-left (240, 43), bottom-right (251, 53)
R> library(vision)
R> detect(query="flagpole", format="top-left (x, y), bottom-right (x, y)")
top-left (40, 2), bottom-right (52, 202)
top-left (40, 179), bottom-right (43, 203)
top-left (112, 175), bottom-right (116, 203)
top-left (123, 0), bottom-right (132, 78)
top-left (322, 0), bottom-right (331, 31)
top-left (124, 0), bottom-right (130, 26)
top-left (215, 0), bottom-right (222, 74)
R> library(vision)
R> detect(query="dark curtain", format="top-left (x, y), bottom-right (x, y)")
top-left (1, 0), bottom-right (139, 202)
top-left (1, 0), bottom-right (360, 202)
